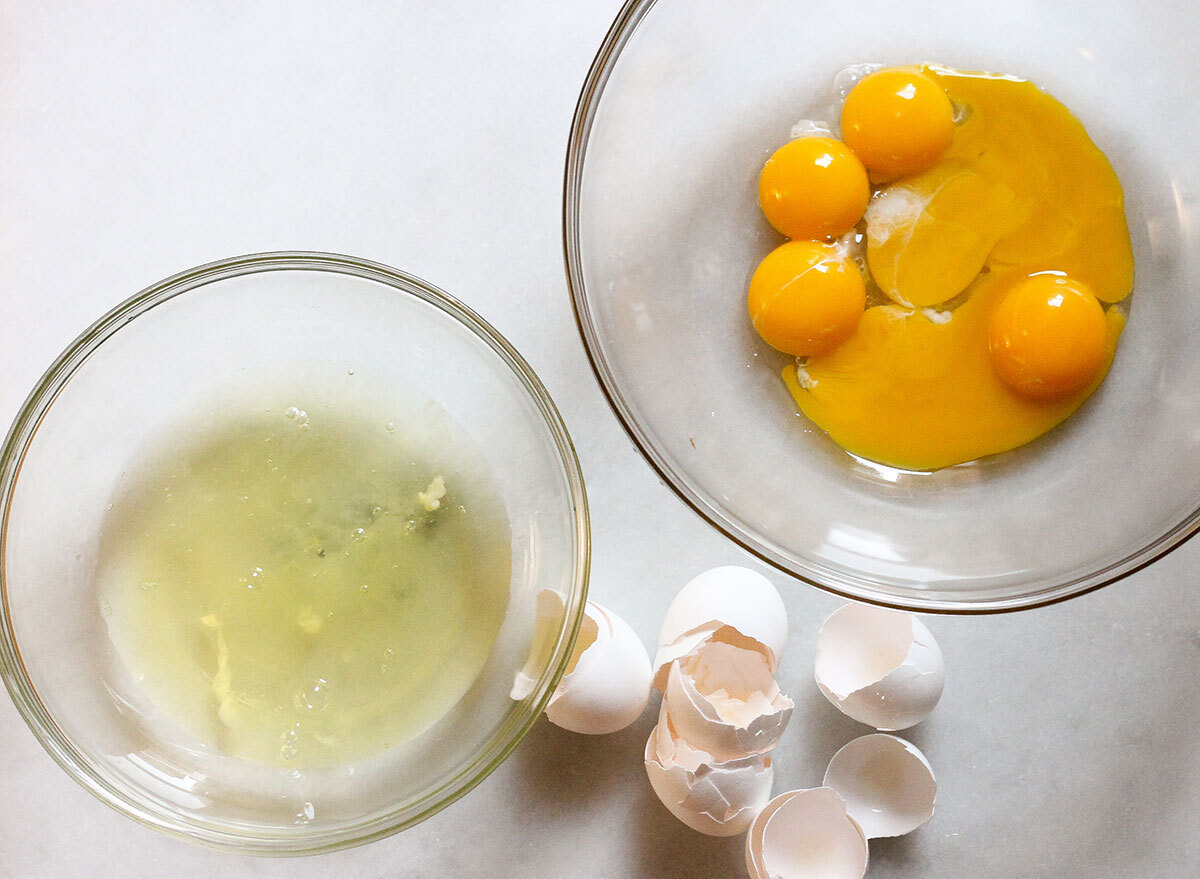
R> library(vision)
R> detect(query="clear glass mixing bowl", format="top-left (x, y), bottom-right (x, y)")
top-left (0, 252), bottom-right (589, 853)
top-left (565, 0), bottom-right (1200, 611)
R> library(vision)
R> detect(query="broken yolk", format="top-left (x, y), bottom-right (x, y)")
top-left (779, 66), bottom-right (1133, 471)
top-left (784, 274), bottom-right (1125, 471)
top-left (758, 136), bottom-right (870, 240)
top-left (749, 240), bottom-right (865, 357)
top-left (865, 164), bottom-right (1020, 308)
top-left (841, 67), bottom-right (955, 179)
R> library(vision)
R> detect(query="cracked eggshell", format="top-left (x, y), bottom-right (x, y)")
top-left (652, 566), bottom-right (788, 689)
top-left (663, 641), bottom-right (793, 761)
top-left (652, 622), bottom-right (775, 693)
top-left (644, 704), bottom-right (774, 837)
top-left (744, 789), bottom-right (801, 879)
top-left (652, 624), bottom-right (721, 691)
top-left (745, 787), bottom-right (868, 879)
top-left (814, 603), bottom-right (944, 730)
top-left (547, 600), bottom-right (652, 734)
top-left (512, 590), bottom-right (652, 734)
top-left (510, 589), bottom-right (569, 702)
top-left (823, 734), bottom-right (936, 838)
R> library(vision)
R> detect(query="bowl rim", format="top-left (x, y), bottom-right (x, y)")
top-left (0, 250), bottom-right (591, 854)
top-left (561, 0), bottom-right (1200, 614)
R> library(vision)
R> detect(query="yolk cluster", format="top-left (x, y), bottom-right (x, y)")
top-left (749, 65), bottom-right (1133, 470)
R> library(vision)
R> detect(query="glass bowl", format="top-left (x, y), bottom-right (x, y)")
top-left (565, 0), bottom-right (1200, 612)
top-left (0, 252), bottom-right (589, 853)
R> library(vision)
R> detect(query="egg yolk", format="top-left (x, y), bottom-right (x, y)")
top-left (758, 136), bottom-right (870, 240)
top-left (783, 275), bottom-right (1124, 470)
top-left (748, 240), bottom-right (865, 357)
top-left (841, 67), bottom-right (955, 178)
top-left (865, 166), bottom-right (1021, 308)
top-left (988, 275), bottom-right (1108, 399)
top-left (777, 66), bottom-right (1133, 470)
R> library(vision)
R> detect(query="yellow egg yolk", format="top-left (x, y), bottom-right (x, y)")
top-left (758, 136), bottom-right (870, 240)
top-left (864, 69), bottom-right (1133, 308)
top-left (841, 67), bottom-right (955, 179)
top-left (780, 66), bottom-right (1133, 470)
top-left (988, 275), bottom-right (1109, 399)
top-left (865, 164), bottom-right (1020, 307)
top-left (748, 240), bottom-right (865, 357)
top-left (784, 275), bottom-right (1124, 471)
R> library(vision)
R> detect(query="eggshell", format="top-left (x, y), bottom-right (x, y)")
top-left (657, 566), bottom-right (787, 666)
top-left (814, 603), bottom-right (944, 730)
top-left (744, 788), bottom-right (801, 879)
top-left (652, 625), bottom-right (719, 691)
top-left (663, 642), bottom-right (793, 761)
top-left (644, 704), bottom-right (774, 837)
top-left (545, 600), bottom-right (652, 734)
top-left (823, 734), bottom-right (936, 838)
top-left (511, 590), bottom-right (652, 734)
top-left (745, 787), bottom-right (868, 879)
top-left (510, 589), bottom-right (570, 702)
top-left (651, 622), bottom-right (776, 692)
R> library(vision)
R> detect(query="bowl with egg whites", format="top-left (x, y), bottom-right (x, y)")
top-left (0, 252), bottom-right (590, 852)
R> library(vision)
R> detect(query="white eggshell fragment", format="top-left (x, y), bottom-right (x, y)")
top-left (657, 565), bottom-right (788, 668)
top-left (546, 600), bottom-right (652, 734)
top-left (745, 787), bottom-right (868, 879)
top-left (652, 622), bottom-right (776, 692)
top-left (663, 641), bottom-right (793, 761)
top-left (814, 603), bottom-right (944, 730)
top-left (511, 590), bottom-right (652, 735)
top-left (510, 589), bottom-right (570, 702)
top-left (744, 788), bottom-right (800, 879)
top-left (823, 734), bottom-right (936, 838)
top-left (644, 704), bottom-right (774, 837)
top-left (652, 624), bottom-right (720, 692)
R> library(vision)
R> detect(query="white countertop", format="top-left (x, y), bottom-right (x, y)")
top-left (2, 2), bottom-right (1198, 877)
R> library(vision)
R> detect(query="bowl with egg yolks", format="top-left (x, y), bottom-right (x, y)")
top-left (565, 0), bottom-right (1200, 612)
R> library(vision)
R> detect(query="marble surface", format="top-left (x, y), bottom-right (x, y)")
top-left (1, 2), bottom-right (1198, 877)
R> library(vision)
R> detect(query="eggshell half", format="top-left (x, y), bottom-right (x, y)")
top-left (510, 589), bottom-right (570, 702)
top-left (545, 600), bottom-right (653, 734)
top-left (511, 590), bottom-right (652, 735)
top-left (657, 566), bottom-right (788, 665)
top-left (823, 734), bottom-right (936, 838)
top-left (644, 704), bottom-right (774, 837)
top-left (814, 603), bottom-right (944, 730)
top-left (663, 642), bottom-right (793, 761)
top-left (744, 788), bottom-right (801, 879)
top-left (745, 787), bottom-right (868, 879)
